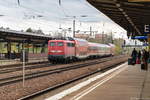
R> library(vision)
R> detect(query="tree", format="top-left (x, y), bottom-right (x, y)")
top-left (37, 29), bottom-right (44, 35)
top-left (21, 30), bottom-right (24, 32)
top-left (26, 28), bottom-right (33, 33)
top-left (6, 27), bottom-right (10, 30)
top-left (113, 38), bottom-right (124, 55)
top-left (0, 26), bottom-right (4, 29)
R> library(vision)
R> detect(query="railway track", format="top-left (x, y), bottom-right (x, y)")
top-left (0, 56), bottom-right (124, 87)
top-left (19, 56), bottom-right (127, 100)
top-left (0, 56), bottom-right (116, 75)
top-left (0, 56), bottom-right (109, 74)
top-left (0, 61), bottom-right (48, 69)
top-left (0, 62), bottom-right (52, 74)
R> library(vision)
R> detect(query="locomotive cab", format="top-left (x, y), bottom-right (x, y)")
top-left (48, 40), bottom-right (75, 62)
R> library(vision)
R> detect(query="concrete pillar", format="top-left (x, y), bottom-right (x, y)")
top-left (36, 46), bottom-right (38, 53)
top-left (22, 42), bottom-right (24, 50)
top-left (7, 41), bottom-right (11, 59)
top-left (32, 44), bottom-right (34, 53)
top-left (41, 43), bottom-right (45, 53)
top-left (18, 43), bottom-right (20, 53)
top-left (27, 43), bottom-right (29, 52)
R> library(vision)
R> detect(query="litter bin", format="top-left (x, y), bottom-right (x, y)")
top-left (20, 50), bottom-right (28, 62)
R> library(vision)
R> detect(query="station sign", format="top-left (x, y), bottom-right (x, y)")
top-left (143, 43), bottom-right (148, 46)
top-left (144, 24), bottom-right (150, 34)
top-left (131, 36), bottom-right (148, 39)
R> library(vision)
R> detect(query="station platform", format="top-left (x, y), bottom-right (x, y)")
top-left (0, 57), bottom-right (48, 66)
top-left (49, 63), bottom-right (150, 100)
top-left (68, 63), bottom-right (150, 100)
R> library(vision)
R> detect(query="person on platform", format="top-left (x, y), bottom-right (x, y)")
top-left (138, 50), bottom-right (141, 60)
top-left (131, 48), bottom-right (137, 64)
top-left (136, 50), bottom-right (141, 64)
top-left (142, 49), bottom-right (149, 70)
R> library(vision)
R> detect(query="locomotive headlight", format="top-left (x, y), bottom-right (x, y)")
top-left (57, 50), bottom-right (62, 53)
top-left (50, 50), bottom-right (62, 53)
top-left (50, 50), bottom-right (56, 53)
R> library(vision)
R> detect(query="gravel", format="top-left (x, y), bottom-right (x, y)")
top-left (0, 56), bottom-right (128, 100)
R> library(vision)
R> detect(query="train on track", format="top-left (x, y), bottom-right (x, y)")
top-left (48, 37), bottom-right (115, 63)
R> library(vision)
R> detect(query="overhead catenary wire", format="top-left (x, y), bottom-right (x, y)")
top-left (15, 1), bottom-right (65, 32)
top-left (57, 0), bottom-right (75, 31)
top-left (14, 0), bottom-right (97, 35)
top-left (16, 1), bottom-right (62, 20)
top-left (17, 0), bottom-right (73, 30)
top-left (16, 0), bottom-right (87, 25)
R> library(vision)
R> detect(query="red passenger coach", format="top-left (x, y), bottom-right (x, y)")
top-left (88, 43), bottom-right (111, 57)
top-left (74, 38), bottom-right (89, 59)
top-left (108, 43), bottom-right (115, 56)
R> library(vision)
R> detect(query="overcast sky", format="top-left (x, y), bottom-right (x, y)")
top-left (0, 0), bottom-right (128, 38)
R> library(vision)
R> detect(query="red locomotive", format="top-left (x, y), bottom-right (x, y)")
top-left (48, 37), bottom-right (115, 63)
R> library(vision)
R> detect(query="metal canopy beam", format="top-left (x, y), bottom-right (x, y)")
top-left (0, 29), bottom-right (52, 44)
top-left (87, 0), bottom-right (150, 39)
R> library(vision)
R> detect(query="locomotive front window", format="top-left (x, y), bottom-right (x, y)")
top-left (67, 43), bottom-right (75, 47)
top-left (71, 43), bottom-right (75, 47)
top-left (58, 42), bottom-right (63, 46)
top-left (50, 42), bottom-right (55, 46)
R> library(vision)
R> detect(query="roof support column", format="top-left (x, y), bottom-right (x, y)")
top-left (115, 2), bottom-right (141, 35)
top-left (7, 41), bottom-right (11, 59)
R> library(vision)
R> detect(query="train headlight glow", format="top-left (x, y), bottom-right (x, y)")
top-left (50, 50), bottom-right (62, 53)
top-left (50, 50), bottom-right (56, 53)
top-left (57, 50), bottom-right (62, 53)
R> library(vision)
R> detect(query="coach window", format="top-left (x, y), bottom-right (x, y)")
top-left (58, 42), bottom-right (63, 46)
top-left (50, 42), bottom-right (55, 46)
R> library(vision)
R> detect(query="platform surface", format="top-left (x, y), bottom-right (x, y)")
top-left (0, 57), bottom-right (47, 66)
top-left (70, 64), bottom-right (150, 100)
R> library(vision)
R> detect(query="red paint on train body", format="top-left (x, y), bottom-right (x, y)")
top-left (48, 38), bottom-right (115, 63)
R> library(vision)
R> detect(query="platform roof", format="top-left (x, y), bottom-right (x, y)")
top-left (0, 29), bottom-right (52, 44)
top-left (87, 0), bottom-right (150, 39)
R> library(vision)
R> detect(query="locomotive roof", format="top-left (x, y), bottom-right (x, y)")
top-left (51, 37), bottom-right (113, 47)
top-left (51, 37), bottom-right (88, 42)
top-left (48, 39), bottom-right (74, 42)
top-left (73, 38), bottom-right (88, 42)
top-left (51, 37), bottom-right (74, 41)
